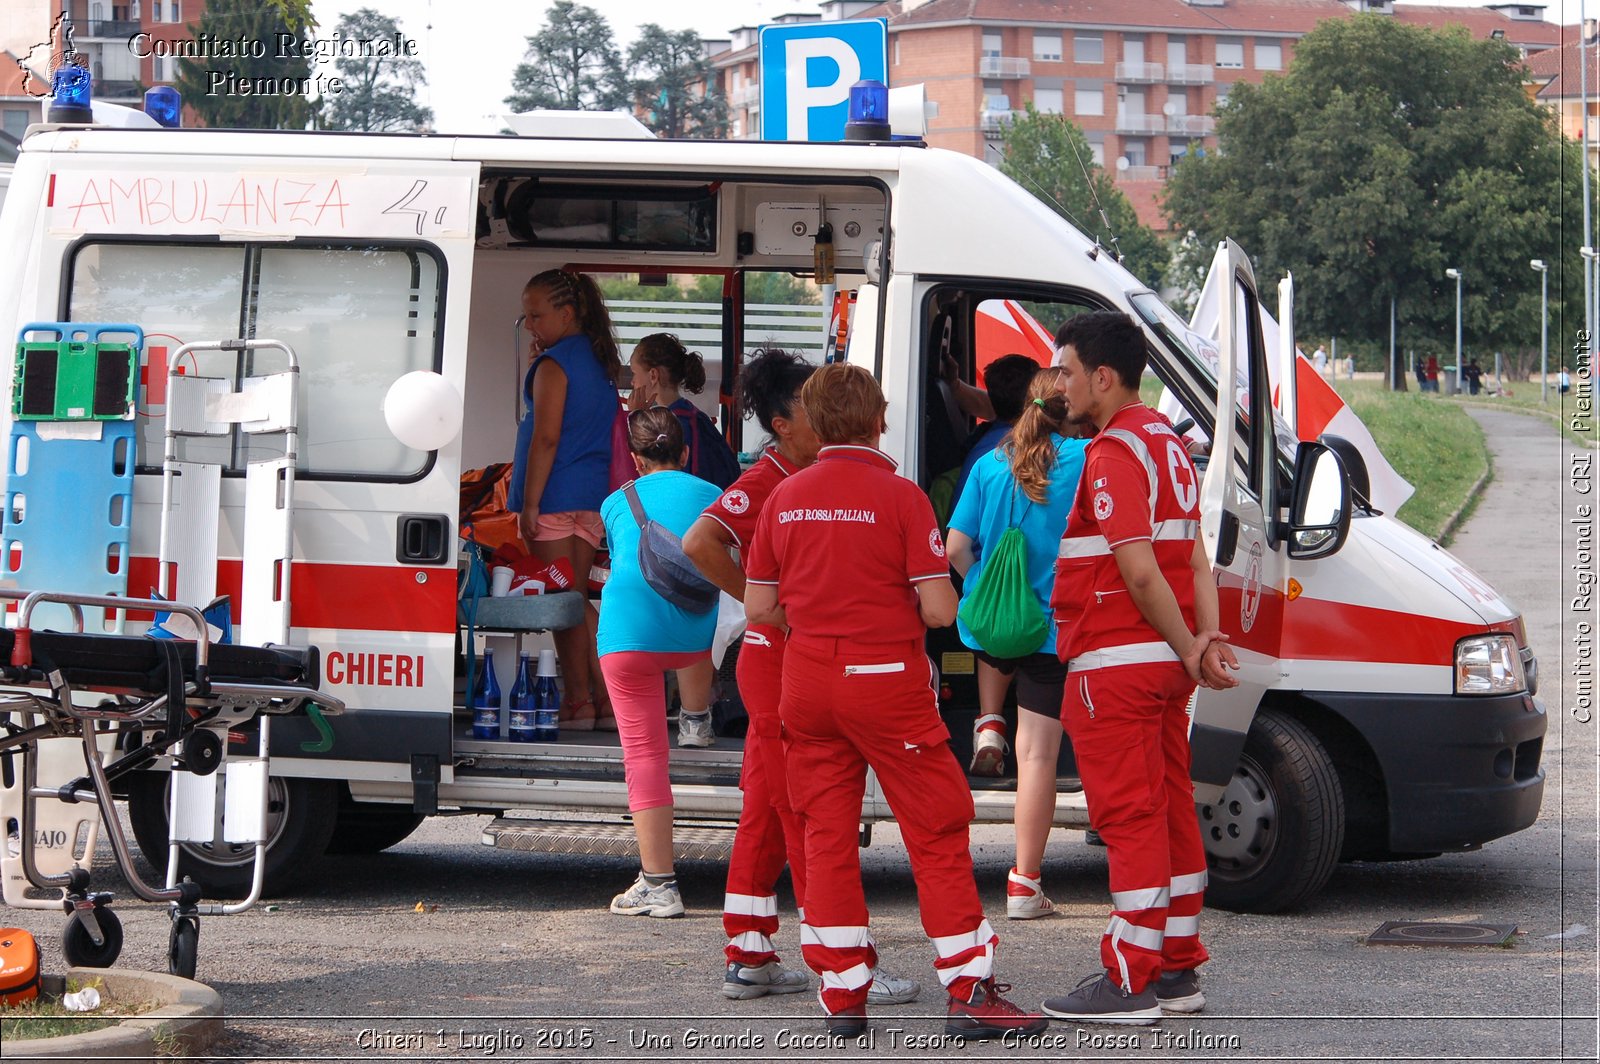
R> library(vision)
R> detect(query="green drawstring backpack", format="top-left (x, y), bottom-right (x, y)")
top-left (957, 488), bottom-right (1049, 659)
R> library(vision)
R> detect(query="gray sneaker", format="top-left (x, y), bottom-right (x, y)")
top-left (1156, 968), bottom-right (1204, 1013)
top-left (609, 873), bottom-right (685, 918)
top-left (722, 960), bottom-right (810, 999)
top-left (1041, 972), bottom-right (1161, 1025)
top-left (678, 711), bottom-right (715, 748)
top-left (866, 967), bottom-right (920, 1005)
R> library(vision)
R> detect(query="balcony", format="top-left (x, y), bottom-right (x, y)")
top-left (1114, 112), bottom-right (1164, 135)
top-left (1116, 164), bottom-right (1166, 182)
top-left (1168, 63), bottom-right (1215, 85)
top-left (1114, 62), bottom-right (1164, 83)
top-left (728, 84), bottom-right (758, 109)
top-left (84, 19), bottom-right (142, 38)
top-left (978, 55), bottom-right (1030, 79)
top-left (981, 108), bottom-right (1019, 135)
top-left (1166, 114), bottom-right (1216, 136)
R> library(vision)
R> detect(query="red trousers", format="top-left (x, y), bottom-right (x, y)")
top-left (1061, 662), bottom-right (1210, 994)
top-left (722, 628), bottom-right (809, 966)
top-left (781, 635), bottom-right (996, 1014)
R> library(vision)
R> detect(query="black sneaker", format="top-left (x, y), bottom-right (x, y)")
top-left (945, 978), bottom-right (1049, 1040)
top-left (1041, 973), bottom-right (1162, 1026)
top-left (824, 1005), bottom-right (867, 1037)
top-left (1156, 968), bottom-right (1204, 1013)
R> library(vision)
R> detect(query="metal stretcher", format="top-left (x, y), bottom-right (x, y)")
top-left (0, 588), bottom-right (342, 977)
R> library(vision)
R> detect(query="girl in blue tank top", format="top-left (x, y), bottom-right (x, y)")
top-left (511, 269), bottom-right (622, 731)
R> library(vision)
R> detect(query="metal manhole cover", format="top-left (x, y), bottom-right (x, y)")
top-left (1366, 921), bottom-right (1517, 947)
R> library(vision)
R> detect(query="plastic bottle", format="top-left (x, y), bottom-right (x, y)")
top-left (470, 650), bottom-right (502, 741)
top-left (509, 651), bottom-right (537, 743)
top-left (533, 648), bottom-right (561, 742)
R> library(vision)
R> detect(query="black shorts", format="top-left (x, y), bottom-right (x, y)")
top-left (974, 650), bottom-right (1067, 718)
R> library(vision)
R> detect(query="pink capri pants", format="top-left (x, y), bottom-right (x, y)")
top-left (599, 650), bottom-right (709, 811)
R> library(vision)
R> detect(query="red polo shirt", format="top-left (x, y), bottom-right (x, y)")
top-left (1052, 402), bottom-right (1201, 665)
top-left (745, 445), bottom-right (948, 644)
top-left (701, 446), bottom-right (799, 550)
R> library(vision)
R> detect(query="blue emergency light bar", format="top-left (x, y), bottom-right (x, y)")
top-left (48, 63), bottom-right (94, 124)
top-left (144, 86), bottom-right (182, 128)
top-left (844, 80), bottom-right (891, 142)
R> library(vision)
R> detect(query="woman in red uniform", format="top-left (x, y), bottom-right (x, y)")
top-left (743, 363), bottom-right (1045, 1042)
top-left (683, 351), bottom-right (920, 1007)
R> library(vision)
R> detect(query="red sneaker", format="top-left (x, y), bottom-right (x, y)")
top-left (945, 978), bottom-right (1049, 1040)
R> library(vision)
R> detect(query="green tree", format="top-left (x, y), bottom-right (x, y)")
top-left (628, 25), bottom-right (728, 139)
top-left (1163, 15), bottom-right (1583, 378)
top-left (321, 9), bottom-right (432, 132)
top-left (997, 104), bottom-right (1168, 287)
top-left (172, 0), bottom-right (317, 129)
top-left (505, 0), bottom-right (627, 113)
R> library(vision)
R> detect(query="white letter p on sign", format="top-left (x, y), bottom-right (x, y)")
top-left (785, 36), bottom-right (862, 140)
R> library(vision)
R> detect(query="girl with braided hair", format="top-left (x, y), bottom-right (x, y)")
top-left (512, 268), bottom-right (623, 730)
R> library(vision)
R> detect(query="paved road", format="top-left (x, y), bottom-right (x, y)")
top-left (5, 406), bottom-right (1594, 1063)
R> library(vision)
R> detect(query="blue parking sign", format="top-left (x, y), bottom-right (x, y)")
top-left (760, 19), bottom-right (889, 142)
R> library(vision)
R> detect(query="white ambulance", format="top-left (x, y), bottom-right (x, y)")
top-left (0, 114), bottom-right (1543, 914)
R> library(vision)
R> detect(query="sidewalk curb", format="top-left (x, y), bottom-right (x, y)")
top-left (2, 967), bottom-right (223, 1060)
top-left (1438, 460), bottom-right (1492, 547)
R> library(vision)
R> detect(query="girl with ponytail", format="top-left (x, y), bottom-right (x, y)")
top-left (945, 365), bottom-right (1089, 921)
top-left (629, 333), bottom-right (741, 489)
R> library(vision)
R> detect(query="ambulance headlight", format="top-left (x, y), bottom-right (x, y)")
top-left (383, 371), bottom-right (462, 452)
top-left (1454, 634), bottom-right (1526, 696)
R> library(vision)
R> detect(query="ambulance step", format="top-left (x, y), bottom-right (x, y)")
top-left (481, 818), bottom-right (737, 862)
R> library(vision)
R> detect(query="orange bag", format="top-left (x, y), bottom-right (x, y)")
top-left (459, 463), bottom-right (525, 558)
top-left (0, 927), bottom-right (41, 1005)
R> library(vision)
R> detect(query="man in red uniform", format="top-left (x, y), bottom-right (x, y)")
top-left (744, 363), bottom-right (1045, 1041)
top-left (1041, 311), bottom-right (1238, 1025)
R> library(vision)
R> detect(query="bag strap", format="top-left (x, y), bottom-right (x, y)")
top-left (623, 479), bottom-right (649, 528)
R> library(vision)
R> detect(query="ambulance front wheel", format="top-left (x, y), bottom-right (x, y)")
top-left (127, 774), bottom-right (338, 899)
top-left (1198, 710), bottom-right (1344, 914)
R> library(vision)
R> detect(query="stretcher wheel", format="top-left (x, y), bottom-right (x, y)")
top-left (181, 729), bottom-right (223, 776)
top-left (168, 915), bottom-right (199, 980)
top-left (61, 906), bottom-right (123, 968)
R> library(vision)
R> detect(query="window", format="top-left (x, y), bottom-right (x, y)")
top-left (69, 242), bottom-right (443, 478)
top-left (1168, 36), bottom-right (1187, 66)
top-left (1124, 37), bottom-right (1145, 64)
top-left (1074, 33), bottom-right (1103, 64)
top-left (152, 1), bottom-right (162, 20)
top-left (983, 32), bottom-right (1002, 58)
top-left (1216, 83), bottom-right (1233, 107)
top-left (1216, 39), bottom-right (1244, 69)
top-left (1165, 92), bottom-right (1187, 116)
top-left (172, 1), bottom-right (181, 20)
top-left (1075, 81), bottom-right (1104, 116)
top-left (1255, 40), bottom-right (1282, 71)
top-left (1090, 140), bottom-right (1105, 166)
top-left (1034, 32), bottom-right (1061, 62)
top-left (2, 108), bottom-right (28, 140)
top-left (894, 38), bottom-right (900, 65)
top-left (1034, 87), bottom-right (1063, 113)
top-left (1123, 140), bottom-right (1147, 167)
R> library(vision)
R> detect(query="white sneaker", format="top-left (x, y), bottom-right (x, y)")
top-left (866, 967), bottom-right (921, 1005)
top-left (969, 722), bottom-right (1007, 776)
top-left (610, 873), bottom-right (685, 918)
top-left (1006, 868), bottom-right (1056, 920)
top-left (678, 711), bottom-right (715, 748)
top-left (722, 960), bottom-right (810, 999)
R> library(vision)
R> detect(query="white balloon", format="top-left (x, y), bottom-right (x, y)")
top-left (383, 371), bottom-right (463, 451)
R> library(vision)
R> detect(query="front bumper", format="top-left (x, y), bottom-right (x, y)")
top-left (1314, 690), bottom-right (1546, 853)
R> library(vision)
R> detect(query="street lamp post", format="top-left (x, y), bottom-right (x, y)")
top-left (1445, 268), bottom-right (1463, 393)
top-left (1531, 259), bottom-right (1549, 403)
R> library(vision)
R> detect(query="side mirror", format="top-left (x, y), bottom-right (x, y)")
top-left (1317, 433), bottom-right (1373, 511)
top-left (1287, 441), bottom-right (1352, 560)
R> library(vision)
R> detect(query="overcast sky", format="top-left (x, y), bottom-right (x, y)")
top-left (307, 0), bottom-right (1576, 135)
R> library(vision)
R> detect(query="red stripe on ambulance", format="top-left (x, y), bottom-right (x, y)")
top-left (126, 557), bottom-right (456, 633)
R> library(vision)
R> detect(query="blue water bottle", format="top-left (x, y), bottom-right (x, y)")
top-left (534, 648), bottom-right (561, 742)
top-left (509, 651), bottom-right (537, 743)
top-left (471, 649), bottom-right (502, 740)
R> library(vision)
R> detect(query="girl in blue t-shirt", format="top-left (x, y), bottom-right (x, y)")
top-left (598, 406), bottom-right (721, 918)
top-left (512, 269), bottom-right (623, 731)
top-left (946, 366), bottom-right (1087, 921)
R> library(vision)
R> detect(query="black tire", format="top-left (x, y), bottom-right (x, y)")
top-left (127, 774), bottom-right (338, 899)
top-left (62, 907), bottom-right (122, 968)
top-left (1199, 709), bottom-right (1344, 914)
top-left (325, 799), bottom-right (425, 856)
top-left (168, 916), bottom-right (199, 980)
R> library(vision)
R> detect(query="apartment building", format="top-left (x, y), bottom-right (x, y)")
top-left (710, 0), bottom-right (1561, 229)
top-left (67, 0), bottom-right (199, 103)
top-left (1525, 26), bottom-right (1600, 173)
